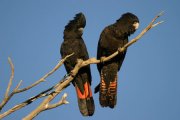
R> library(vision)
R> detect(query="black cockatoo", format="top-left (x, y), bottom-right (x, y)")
top-left (95, 12), bottom-right (139, 108)
top-left (60, 13), bottom-right (95, 116)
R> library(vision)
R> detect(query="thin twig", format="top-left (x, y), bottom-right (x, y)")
top-left (0, 57), bottom-right (14, 111)
top-left (5, 57), bottom-right (14, 98)
top-left (45, 93), bottom-right (69, 110)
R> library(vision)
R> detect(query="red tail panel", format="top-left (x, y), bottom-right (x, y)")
top-left (75, 82), bottom-right (92, 99)
top-left (75, 82), bottom-right (94, 116)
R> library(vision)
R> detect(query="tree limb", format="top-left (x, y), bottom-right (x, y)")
top-left (0, 53), bottom-right (74, 118)
top-left (22, 60), bottom-right (83, 120)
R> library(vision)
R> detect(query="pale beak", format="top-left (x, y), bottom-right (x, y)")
top-left (133, 22), bottom-right (139, 30)
top-left (78, 27), bottom-right (84, 32)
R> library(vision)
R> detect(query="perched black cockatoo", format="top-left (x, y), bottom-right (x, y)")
top-left (95, 12), bottom-right (139, 108)
top-left (60, 13), bottom-right (95, 116)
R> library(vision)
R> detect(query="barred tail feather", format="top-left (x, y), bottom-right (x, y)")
top-left (99, 70), bottom-right (118, 108)
top-left (108, 74), bottom-right (117, 108)
top-left (99, 73), bottom-right (108, 107)
top-left (75, 82), bottom-right (95, 116)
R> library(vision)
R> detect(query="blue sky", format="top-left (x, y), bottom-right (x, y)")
top-left (0, 1), bottom-right (180, 120)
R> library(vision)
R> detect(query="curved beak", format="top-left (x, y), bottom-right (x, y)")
top-left (133, 22), bottom-right (139, 30)
top-left (78, 27), bottom-right (84, 32)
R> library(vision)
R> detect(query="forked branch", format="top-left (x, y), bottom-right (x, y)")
top-left (0, 54), bottom-right (74, 119)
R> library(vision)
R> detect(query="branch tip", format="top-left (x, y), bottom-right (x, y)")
top-left (152, 21), bottom-right (164, 28)
top-left (62, 93), bottom-right (69, 104)
top-left (62, 93), bottom-right (68, 98)
top-left (158, 11), bottom-right (165, 16)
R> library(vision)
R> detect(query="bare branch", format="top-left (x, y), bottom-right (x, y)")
top-left (22, 60), bottom-right (82, 120)
top-left (0, 54), bottom-right (73, 119)
top-left (0, 53), bottom-right (74, 112)
top-left (0, 93), bottom-right (47, 119)
top-left (5, 57), bottom-right (14, 97)
top-left (45, 93), bottom-right (69, 110)
top-left (0, 84), bottom-right (56, 119)
top-left (152, 21), bottom-right (164, 28)
top-left (0, 57), bottom-right (14, 111)
top-left (14, 80), bottom-right (23, 91)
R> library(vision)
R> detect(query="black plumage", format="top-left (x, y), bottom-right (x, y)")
top-left (95, 12), bottom-right (139, 108)
top-left (60, 13), bottom-right (95, 116)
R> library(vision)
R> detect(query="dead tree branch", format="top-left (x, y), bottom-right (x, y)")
top-left (22, 12), bottom-right (164, 120)
top-left (0, 54), bottom-right (74, 119)
top-left (0, 74), bottom-right (71, 119)
top-left (22, 60), bottom-right (83, 120)
top-left (0, 58), bottom-right (15, 112)
top-left (5, 58), bottom-right (15, 98)
top-left (0, 85), bottom-right (53, 119)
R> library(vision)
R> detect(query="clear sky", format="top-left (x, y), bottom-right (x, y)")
top-left (0, 1), bottom-right (180, 120)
